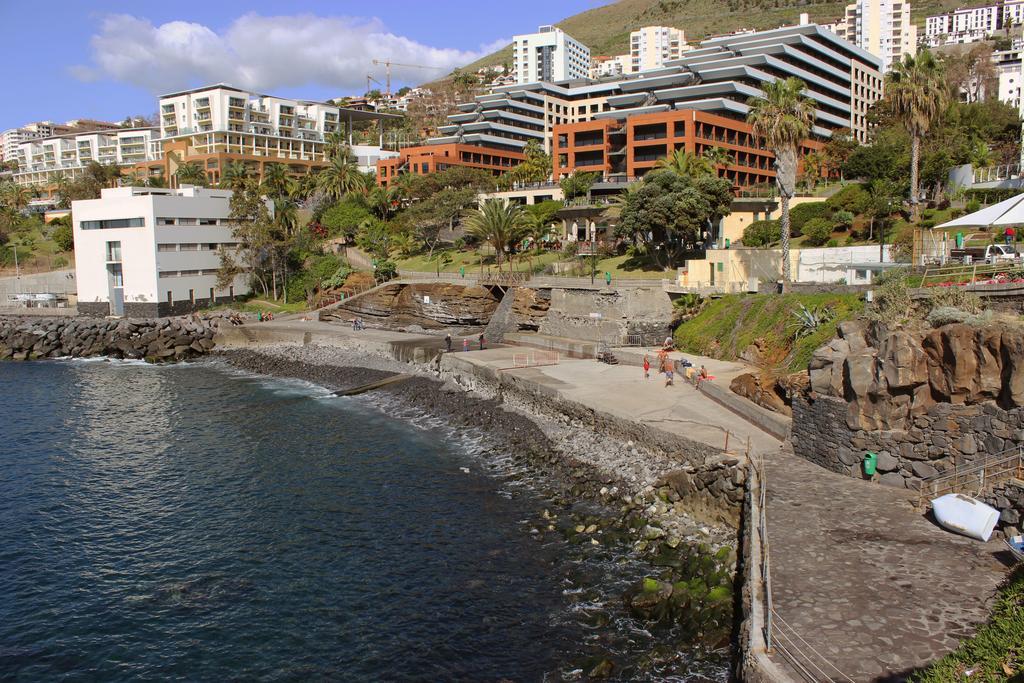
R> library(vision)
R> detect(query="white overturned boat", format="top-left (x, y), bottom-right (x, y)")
top-left (931, 494), bottom-right (1000, 542)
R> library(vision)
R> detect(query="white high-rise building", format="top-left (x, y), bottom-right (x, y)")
top-left (512, 26), bottom-right (590, 84)
top-left (829, 0), bottom-right (917, 72)
top-left (630, 26), bottom-right (690, 73)
top-left (11, 128), bottom-right (160, 188)
top-left (72, 185), bottom-right (255, 317)
top-left (590, 55), bottom-right (632, 78)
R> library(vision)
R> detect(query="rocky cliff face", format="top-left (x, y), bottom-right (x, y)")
top-left (327, 283), bottom-right (500, 330)
top-left (809, 320), bottom-right (1024, 431)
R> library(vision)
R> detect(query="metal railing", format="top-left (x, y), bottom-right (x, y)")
top-left (917, 446), bottom-right (1024, 509)
top-left (919, 261), bottom-right (1024, 288)
top-left (478, 271), bottom-right (530, 286)
top-left (974, 164), bottom-right (1021, 184)
top-left (511, 350), bottom-right (559, 368)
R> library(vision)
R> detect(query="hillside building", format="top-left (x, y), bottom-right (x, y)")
top-left (380, 23), bottom-right (884, 187)
top-left (630, 26), bottom-right (691, 72)
top-left (827, 0), bottom-right (917, 72)
top-left (925, 1), bottom-right (1024, 47)
top-left (2, 119), bottom-right (121, 163)
top-left (72, 185), bottom-right (254, 318)
top-left (11, 128), bottom-right (160, 189)
top-left (591, 55), bottom-right (632, 79)
top-left (512, 26), bottom-right (591, 85)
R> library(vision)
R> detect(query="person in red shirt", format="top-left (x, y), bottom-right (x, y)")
top-left (643, 355), bottom-right (650, 380)
top-left (1005, 227), bottom-right (1016, 245)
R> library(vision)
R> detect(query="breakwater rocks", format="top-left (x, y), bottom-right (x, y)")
top-left (0, 315), bottom-right (222, 361)
top-left (320, 282), bottom-right (500, 329)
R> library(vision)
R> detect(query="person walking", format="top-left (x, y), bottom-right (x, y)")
top-left (643, 354), bottom-right (650, 380)
top-left (1005, 227), bottom-right (1016, 246)
top-left (463, 338), bottom-right (469, 353)
top-left (445, 333), bottom-right (452, 353)
top-left (478, 333), bottom-right (485, 350)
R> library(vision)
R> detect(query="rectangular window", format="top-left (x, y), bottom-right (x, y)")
top-left (81, 217), bottom-right (144, 230)
top-left (105, 241), bottom-right (122, 262)
top-left (179, 270), bottom-right (200, 277)
top-left (199, 218), bottom-right (217, 225)
top-left (167, 291), bottom-right (173, 305)
top-left (157, 217), bottom-right (175, 225)
top-left (179, 243), bottom-right (199, 251)
top-left (157, 243), bottom-right (177, 252)
top-left (108, 263), bottom-right (123, 287)
top-left (178, 218), bottom-right (197, 226)
top-left (209, 287), bottom-right (215, 302)
top-left (189, 289), bottom-right (195, 304)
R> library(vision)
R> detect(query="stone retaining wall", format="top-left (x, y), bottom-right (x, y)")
top-left (0, 315), bottom-right (219, 361)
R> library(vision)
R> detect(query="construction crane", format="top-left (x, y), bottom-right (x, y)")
top-left (366, 73), bottom-right (385, 96)
top-left (371, 59), bottom-right (440, 98)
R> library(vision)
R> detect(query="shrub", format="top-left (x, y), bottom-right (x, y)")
top-left (826, 184), bottom-right (869, 213)
top-left (937, 198), bottom-right (951, 210)
top-left (826, 238), bottom-right (839, 247)
top-left (930, 286), bottom-right (984, 314)
top-left (52, 224), bottom-right (74, 252)
top-left (742, 219), bottom-right (780, 247)
top-left (789, 201), bottom-right (833, 236)
top-left (802, 218), bottom-right (835, 246)
top-left (321, 200), bottom-right (371, 238)
top-left (966, 198), bottom-right (981, 213)
top-left (833, 210), bottom-right (855, 229)
top-left (374, 260), bottom-right (398, 282)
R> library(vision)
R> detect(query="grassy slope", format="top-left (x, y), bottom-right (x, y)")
top-left (455, 0), bottom-right (968, 75)
top-left (912, 565), bottom-right (1024, 683)
top-left (673, 293), bottom-right (864, 373)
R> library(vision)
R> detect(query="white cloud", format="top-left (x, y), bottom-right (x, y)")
top-left (72, 13), bottom-right (504, 95)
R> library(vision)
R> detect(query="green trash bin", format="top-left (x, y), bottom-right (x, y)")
top-left (863, 452), bottom-right (878, 476)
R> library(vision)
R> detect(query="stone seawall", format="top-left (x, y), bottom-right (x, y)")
top-left (0, 315), bottom-right (219, 361)
top-left (439, 354), bottom-right (745, 527)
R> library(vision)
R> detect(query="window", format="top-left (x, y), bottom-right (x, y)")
top-left (209, 288), bottom-right (215, 302)
top-left (157, 243), bottom-right (177, 252)
top-left (855, 269), bottom-right (869, 281)
top-left (178, 218), bottom-right (197, 226)
top-left (199, 218), bottom-right (217, 225)
top-left (108, 263), bottom-right (123, 287)
top-left (180, 270), bottom-right (200, 277)
top-left (105, 241), bottom-right (122, 262)
top-left (179, 243), bottom-right (199, 251)
top-left (167, 291), bottom-right (173, 305)
top-left (81, 217), bottom-right (144, 230)
top-left (157, 217), bottom-right (175, 225)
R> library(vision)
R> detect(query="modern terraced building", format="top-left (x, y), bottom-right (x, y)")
top-left (377, 23), bottom-right (883, 188)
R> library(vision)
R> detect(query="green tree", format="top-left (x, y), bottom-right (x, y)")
top-left (317, 154), bottom-right (361, 202)
top-left (616, 169), bottom-right (733, 269)
top-left (321, 200), bottom-right (371, 239)
top-left (399, 186), bottom-right (477, 259)
top-left (702, 146), bottom-right (733, 169)
top-left (175, 161), bottom-right (208, 187)
top-left (886, 50), bottom-right (947, 221)
top-left (222, 178), bottom-right (279, 297)
top-left (463, 200), bottom-right (528, 273)
top-left (747, 77), bottom-right (816, 289)
top-left (220, 160), bottom-right (250, 191)
top-left (802, 217), bottom-right (835, 246)
top-left (508, 140), bottom-right (552, 184)
top-left (262, 164), bottom-right (289, 197)
top-left (560, 170), bottom-right (597, 200)
top-left (656, 149), bottom-right (714, 178)
top-left (52, 223), bottom-right (74, 252)
top-left (742, 219), bottom-right (780, 247)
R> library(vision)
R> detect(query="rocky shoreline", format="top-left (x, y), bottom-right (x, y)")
top-left (216, 343), bottom-right (741, 678)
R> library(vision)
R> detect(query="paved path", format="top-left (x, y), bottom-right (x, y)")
top-left (763, 446), bottom-right (1007, 682)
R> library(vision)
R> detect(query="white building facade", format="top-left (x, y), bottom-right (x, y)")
top-left (925, 1), bottom-right (1024, 46)
top-left (11, 128), bottom-right (159, 188)
top-left (590, 55), bottom-right (632, 78)
top-left (72, 186), bottom-right (251, 317)
top-left (630, 26), bottom-right (690, 73)
top-left (512, 26), bottom-right (591, 85)
top-left (829, 0), bottom-right (917, 72)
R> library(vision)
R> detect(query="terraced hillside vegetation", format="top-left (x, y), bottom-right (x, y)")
top-left (673, 293), bottom-right (864, 373)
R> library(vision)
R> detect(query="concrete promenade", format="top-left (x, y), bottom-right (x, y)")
top-left (216, 318), bottom-right (1012, 681)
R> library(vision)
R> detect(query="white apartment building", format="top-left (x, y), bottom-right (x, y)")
top-left (11, 128), bottom-right (160, 188)
top-left (590, 55), bottom-right (632, 78)
top-left (72, 186), bottom-right (253, 317)
top-left (829, 0), bottom-right (918, 72)
top-left (512, 26), bottom-right (590, 84)
top-left (150, 84), bottom-right (398, 185)
top-left (996, 45), bottom-right (1024, 108)
top-left (630, 26), bottom-right (690, 73)
top-left (925, 1), bottom-right (1024, 46)
top-left (1, 119), bottom-right (120, 162)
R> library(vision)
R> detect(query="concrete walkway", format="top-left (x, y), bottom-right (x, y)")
top-left (763, 446), bottom-right (1007, 682)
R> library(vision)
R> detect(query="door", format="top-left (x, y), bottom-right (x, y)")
top-left (110, 287), bottom-right (124, 316)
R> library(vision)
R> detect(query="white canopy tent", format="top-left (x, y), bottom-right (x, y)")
top-left (935, 193), bottom-right (1024, 229)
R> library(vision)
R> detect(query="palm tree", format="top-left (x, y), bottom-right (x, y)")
top-left (2, 184), bottom-right (30, 212)
top-left (262, 163), bottom-right (289, 197)
top-left (702, 146), bottom-right (733, 170)
top-left (220, 160), bottom-right (249, 191)
top-left (463, 200), bottom-right (528, 273)
top-left (317, 155), bottom-right (360, 202)
top-left (366, 185), bottom-right (399, 221)
top-left (747, 77), bottom-right (816, 290)
top-left (802, 150), bottom-right (826, 190)
top-left (887, 50), bottom-right (947, 221)
top-left (655, 149), bottom-right (714, 178)
top-left (324, 131), bottom-right (351, 161)
top-left (175, 162), bottom-right (208, 187)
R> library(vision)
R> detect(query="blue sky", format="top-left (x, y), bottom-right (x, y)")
top-left (0, 0), bottom-right (608, 131)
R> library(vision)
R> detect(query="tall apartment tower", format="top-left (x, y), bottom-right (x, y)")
top-left (829, 0), bottom-right (917, 72)
top-left (512, 26), bottom-right (591, 84)
top-left (630, 26), bottom-right (689, 73)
